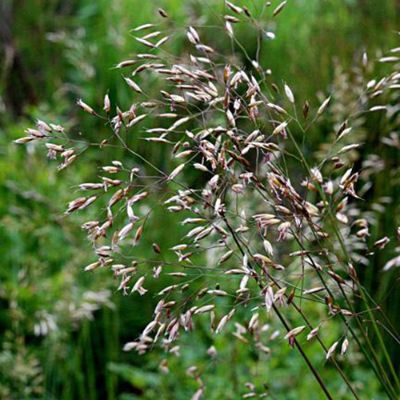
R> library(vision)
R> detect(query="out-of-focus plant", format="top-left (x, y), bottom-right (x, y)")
top-left (14, 2), bottom-right (400, 399)
top-left (0, 124), bottom-right (116, 399)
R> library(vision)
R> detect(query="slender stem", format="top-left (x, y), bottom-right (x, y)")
top-left (284, 127), bottom-right (398, 397)
top-left (272, 304), bottom-right (334, 400)
top-left (267, 273), bottom-right (361, 400)
top-left (330, 222), bottom-right (400, 392)
top-left (290, 229), bottom-right (398, 400)
top-left (222, 216), bottom-right (334, 400)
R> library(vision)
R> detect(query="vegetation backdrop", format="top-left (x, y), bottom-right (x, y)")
top-left (0, 0), bottom-right (399, 399)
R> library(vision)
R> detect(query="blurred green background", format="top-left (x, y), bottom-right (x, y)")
top-left (0, 0), bottom-right (399, 399)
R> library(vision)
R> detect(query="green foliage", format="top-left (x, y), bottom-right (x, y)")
top-left (0, 0), bottom-right (399, 399)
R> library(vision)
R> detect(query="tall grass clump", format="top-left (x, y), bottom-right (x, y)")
top-left (14, 2), bottom-right (400, 398)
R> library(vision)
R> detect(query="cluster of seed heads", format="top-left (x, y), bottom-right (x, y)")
top-left (15, 2), bottom-right (400, 398)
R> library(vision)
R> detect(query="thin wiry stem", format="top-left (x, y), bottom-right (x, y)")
top-left (223, 215), bottom-right (334, 399)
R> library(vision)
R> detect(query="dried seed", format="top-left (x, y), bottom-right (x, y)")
top-left (317, 96), bottom-right (331, 115)
top-left (273, 1), bottom-right (287, 17)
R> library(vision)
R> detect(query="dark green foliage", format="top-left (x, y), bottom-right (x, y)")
top-left (0, 1), bottom-right (399, 399)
